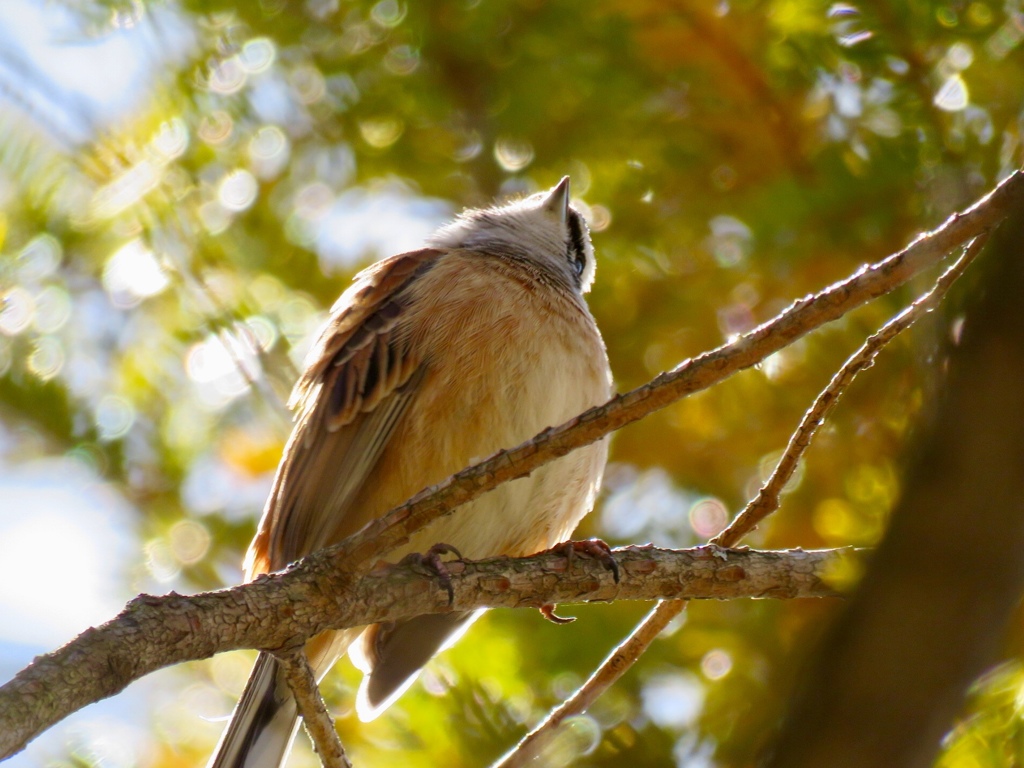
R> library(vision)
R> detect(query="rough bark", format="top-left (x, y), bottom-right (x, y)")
top-left (0, 545), bottom-right (850, 759)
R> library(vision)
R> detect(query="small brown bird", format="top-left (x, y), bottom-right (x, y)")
top-left (209, 177), bottom-right (613, 768)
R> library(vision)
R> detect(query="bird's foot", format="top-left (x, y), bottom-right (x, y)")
top-left (399, 543), bottom-right (463, 605)
top-left (536, 539), bottom-right (619, 624)
top-left (547, 538), bottom-right (620, 583)
top-left (539, 604), bottom-right (576, 624)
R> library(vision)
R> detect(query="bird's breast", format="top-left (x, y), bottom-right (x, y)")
top-left (379, 251), bottom-right (613, 559)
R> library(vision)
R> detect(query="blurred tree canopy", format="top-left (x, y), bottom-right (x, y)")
top-left (1, 0), bottom-right (1022, 766)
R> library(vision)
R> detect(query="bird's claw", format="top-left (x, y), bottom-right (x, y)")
top-left (548, 538), bottom-right (620, 583)
top-left (539, 604), bottom-right (576, 624)
top-left (399, 543), bottom-right (463, 605)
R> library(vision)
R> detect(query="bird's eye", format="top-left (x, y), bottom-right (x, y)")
top-left (573, 254), bottom-right (586, 277)
top-left (566, 211), bottom-right (588, 280)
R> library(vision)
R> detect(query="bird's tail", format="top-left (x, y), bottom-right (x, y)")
top-left (207, 652), bottom-right (300, 768)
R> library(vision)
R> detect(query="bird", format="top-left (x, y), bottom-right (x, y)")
top-left (208, 176), bottom-right (613, 768)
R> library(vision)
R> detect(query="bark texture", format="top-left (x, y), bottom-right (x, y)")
top-left (0, 545), bottom-right (850, 759)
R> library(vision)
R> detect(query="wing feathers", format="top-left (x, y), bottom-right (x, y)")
top-left (290, 250), bottom-right (437, 417)
top-left (248, 248), bottom-right (442, 575)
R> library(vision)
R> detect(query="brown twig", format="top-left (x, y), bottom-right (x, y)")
top-left (492, 597), bottom-right (688, 768)
top-left (277, 649), bottom-right (352, 768)
top-left (716, 232), bottom-right (989, 545)
top-left (494, 231), bottom-right (992, 768)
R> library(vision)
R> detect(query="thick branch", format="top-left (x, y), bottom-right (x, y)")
top-left (764, 206), bottom-right (1024, 767)
top-left (0, 545), bottom-right (848, 759)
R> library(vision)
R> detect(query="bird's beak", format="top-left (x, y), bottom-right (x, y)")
top-left (542, 176), bottom-right (571, 225)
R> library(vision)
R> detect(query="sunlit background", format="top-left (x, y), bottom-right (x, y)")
top-left (2, 0), bottom-right (1024, 766)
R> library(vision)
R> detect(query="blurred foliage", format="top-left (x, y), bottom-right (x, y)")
top-left (2, 0), bottom-right (1024, 766)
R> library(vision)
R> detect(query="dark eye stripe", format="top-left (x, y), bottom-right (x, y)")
top-left (567, 211), bottom-right (587, 276)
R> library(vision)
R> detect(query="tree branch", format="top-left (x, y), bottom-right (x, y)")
top-left (0, 545), bottom-right (849, 759)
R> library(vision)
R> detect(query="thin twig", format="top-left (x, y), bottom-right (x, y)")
top-left (495, 232), bottom-right (992, 768)
top-left (277, 649), bottom-right (352, 768)
top-left (492, 599), bottom-right (687, 768)
top-left (714, 231), bottom-right (990, 545)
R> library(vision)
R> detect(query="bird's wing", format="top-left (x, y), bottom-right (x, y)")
top-left (246, 248), bottom-right (442, 577)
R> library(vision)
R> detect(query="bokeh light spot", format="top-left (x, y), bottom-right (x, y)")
top-left (707, 215), bottom-right (752, 268)
top-left (185, 328), bottom-right (259, 407)
top-left (243, 314), bottom-right (279, 351)
top-left (218, 169), bottom-right (258, 212)
top-left (199, 201), bottom-right (232, 235)
top-left (169, 519), bottom-right (211, 565)
top-left (240, 38), bottom-right (276, 74)
top-left (27, 336), bottom-right (64, 380)
top-left (936, 5), bottom-right (958, 27)
top-left (103, 240), bottom-right (170, 307)
top-left (18, 234), bottom-right (62, 280)
top-left (249, 125), bottom-right (289, 179)
top-left (145, 538), bottom-right (180, 582)
top-left (588, 204), bottom-right (612, 232)
top-left (198, 110), bottom-right (234, 145)
top-left (452, 130), bottom-right (483, 162)
top-left (209, 57), bottom-right (246, 95)
top-left (968, 1), bottom-right (992, 25)
top-left (359, 116), bottom-right (404, 148)
top-left (642, 672), bottom-right (704, 728)
top-left (371, 0), bottom-right (406, 27)
top-left (0, 286), bottom-right (35, 336)
top-left (689, 497), bottom-right (729, 538)
top-left (384, 44), bottom-right (420, 75)
top-left (494, 136), bottom-right (535, 171)
top-left (95, 395), bottom-right (136, 440)
top-left (290, 64), bottom-right (326, 105)
top-left (934, 74), bottom-right (969, 111)
top-left (701, 649), bottom-right (733, 680)
top-left (33, 285), bottom-right (71, 334)
top-left (814, 497), bottom-right (858, 541)
top-left (151, 117), bottom-right (188, 161)
top-left (211, 651), bottom-right (255, 695)
top-left (947, 42), bottom-right (975, 70)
